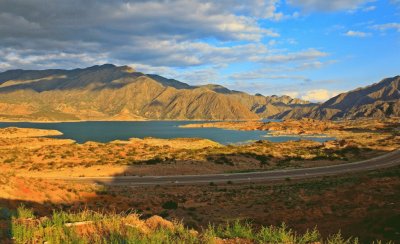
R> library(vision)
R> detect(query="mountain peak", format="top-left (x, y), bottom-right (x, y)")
top-left (200, 84), bottom-right (235, 94)
top-left (86, 64), bottom-right (117, 70)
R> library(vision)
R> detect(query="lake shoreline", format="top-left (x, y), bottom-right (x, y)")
top-left (0, 120), bottom-right (333, 144)
top-left (0, 118), bottom-right (262, 123)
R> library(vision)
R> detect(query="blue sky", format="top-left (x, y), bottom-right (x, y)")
top-left (0, 0), bottom-right (399, 101)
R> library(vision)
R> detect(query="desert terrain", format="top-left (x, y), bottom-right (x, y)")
top-left (1, 118), bottom-right (399, 178)
top-left (1, 0), bottom-right (399, 241)
top-left (1, 118), bottom-right (400, 242)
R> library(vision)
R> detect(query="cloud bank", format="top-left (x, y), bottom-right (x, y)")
top-left (0, 0), bottom-right (286, 69)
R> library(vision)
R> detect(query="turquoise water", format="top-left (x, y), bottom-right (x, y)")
top-left (0, 121), bottom-right (334, 145)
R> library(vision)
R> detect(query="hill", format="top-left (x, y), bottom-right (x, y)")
top-left (275, 76), bottom-right (400, 120)
top-left (0, 64), bottom-right (310, 121)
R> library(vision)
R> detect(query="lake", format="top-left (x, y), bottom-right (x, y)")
top-left (0, 121), bottom-right (334, 145)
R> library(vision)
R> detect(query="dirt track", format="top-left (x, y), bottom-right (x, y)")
top-left (41, 150), bottom-right (400, 186)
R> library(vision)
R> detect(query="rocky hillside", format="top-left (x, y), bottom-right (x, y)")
top-left (0, 64), bottom-right (310, 121)
top-left (1, 64), bottom-right (397, 121)
top-left (276, 76), bottom-right (400, 120)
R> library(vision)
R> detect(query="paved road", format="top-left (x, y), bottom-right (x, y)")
top-left (57, 150), bottom-right (400, 186)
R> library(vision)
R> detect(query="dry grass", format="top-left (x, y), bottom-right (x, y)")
top-left (5, 206), bottom-right (365, 243)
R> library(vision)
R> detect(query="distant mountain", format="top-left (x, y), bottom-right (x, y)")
top-left (3, 64), bottom-right (395, 121)
top-left (276, 76), bottom-right (400, 120)
top-left (0, 64), bottom-right (310, 121)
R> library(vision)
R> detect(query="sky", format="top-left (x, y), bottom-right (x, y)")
top-left (0, 0), bottom-right (399, 102)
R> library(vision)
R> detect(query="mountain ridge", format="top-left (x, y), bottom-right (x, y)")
top-left (276, 75), bottom-right (400, 120)
top-left (0, 64), bottom-right (398, 121)
top-left (0, 64), bottom-right (311, 121)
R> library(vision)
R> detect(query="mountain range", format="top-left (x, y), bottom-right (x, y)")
top-left (0, 64), bottom-right (398, 121)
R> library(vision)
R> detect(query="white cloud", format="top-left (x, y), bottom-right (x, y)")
top-left (344, 30), bottom-right (371, 37)
top-left (176, 69), bottom-right (220, 85)
top-left (229, 59), bottom-right (336, 82)
top-left (372, 23), bottom-right (400, 32)
top-left (301, 89), bottom-right (341, 102)
top-left (0, 0), bottom-right (280, 45)
top-left (287, 38), bottom-right (298, 45)
top-left (268, 40), bottom-right (277, 46)
top-left (0, 0), bottom-right (288, 70)
top-left (362, 5), bottom-right (376, 12)
top-left (207, 0), bottom-right (285, 20)
top-left (0, 48), bottom-right (109, 70)
top-left (0, 62), bottom-right (11, 71)
top-left (287, 0), bottom-right (371, 12)
top-left (230, 73), bottom-right (310, 82)
top-left (0, 40), bottom-right (331, 73)
top-left (250, 48), bottom-right (328, 63)
top-left (127, 63), bottom-right (175, 76)
top-left (296, 60), bottom-right (337, 69)
top-left (126, 63), bottom-right (220, 85)
top-left (115, 40), bottom-right (272, 67)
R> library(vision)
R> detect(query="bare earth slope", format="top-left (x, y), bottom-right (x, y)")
top-left (0, 64), bottom-right (310, 121)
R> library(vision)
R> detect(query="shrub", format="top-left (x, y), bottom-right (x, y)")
top-left (217, 220), bottom-right (254, 239)
top-left (162, 200), bottom-right (178, 210)
top-left (4, 158), bottom-right (15, 164)
top-left (207, 155), bottom-right (234, 166)
top-left (16, 205), bottom-right (35, 219)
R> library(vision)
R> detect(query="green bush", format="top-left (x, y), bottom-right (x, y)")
top-left (162, 200), bottom-right (178, 210)
top-left (16, 205), bottom-right (34, 219)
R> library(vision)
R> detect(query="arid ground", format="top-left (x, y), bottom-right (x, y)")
top-left (1, 118), bottom-right (400, 242)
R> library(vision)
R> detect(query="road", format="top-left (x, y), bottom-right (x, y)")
top-left (56, 150), bottom-right (400, 186)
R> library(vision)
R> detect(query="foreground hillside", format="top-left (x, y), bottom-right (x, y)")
top-left (2, 165), bottom-right (399, 243)
top-left (0, 64), bottom-right (310, 121)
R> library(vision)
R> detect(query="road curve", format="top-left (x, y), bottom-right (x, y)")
top-left (54, 150), bottom-right (400, 186)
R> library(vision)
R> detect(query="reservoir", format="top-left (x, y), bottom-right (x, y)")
top-left (0, 121), bottom-right (334, 144)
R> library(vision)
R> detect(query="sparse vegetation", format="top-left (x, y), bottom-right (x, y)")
top-left (1, 119), bottom-right (400, 242)
top-left (1, 118), bottom-right (399, 177)
top-left (5, 206), bottom-right (368, 243)
top-left (162, 201), bottom-right (178, 210)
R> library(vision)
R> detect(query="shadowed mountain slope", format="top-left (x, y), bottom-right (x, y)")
top-left (303, 76), bottom-right (400, 120)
